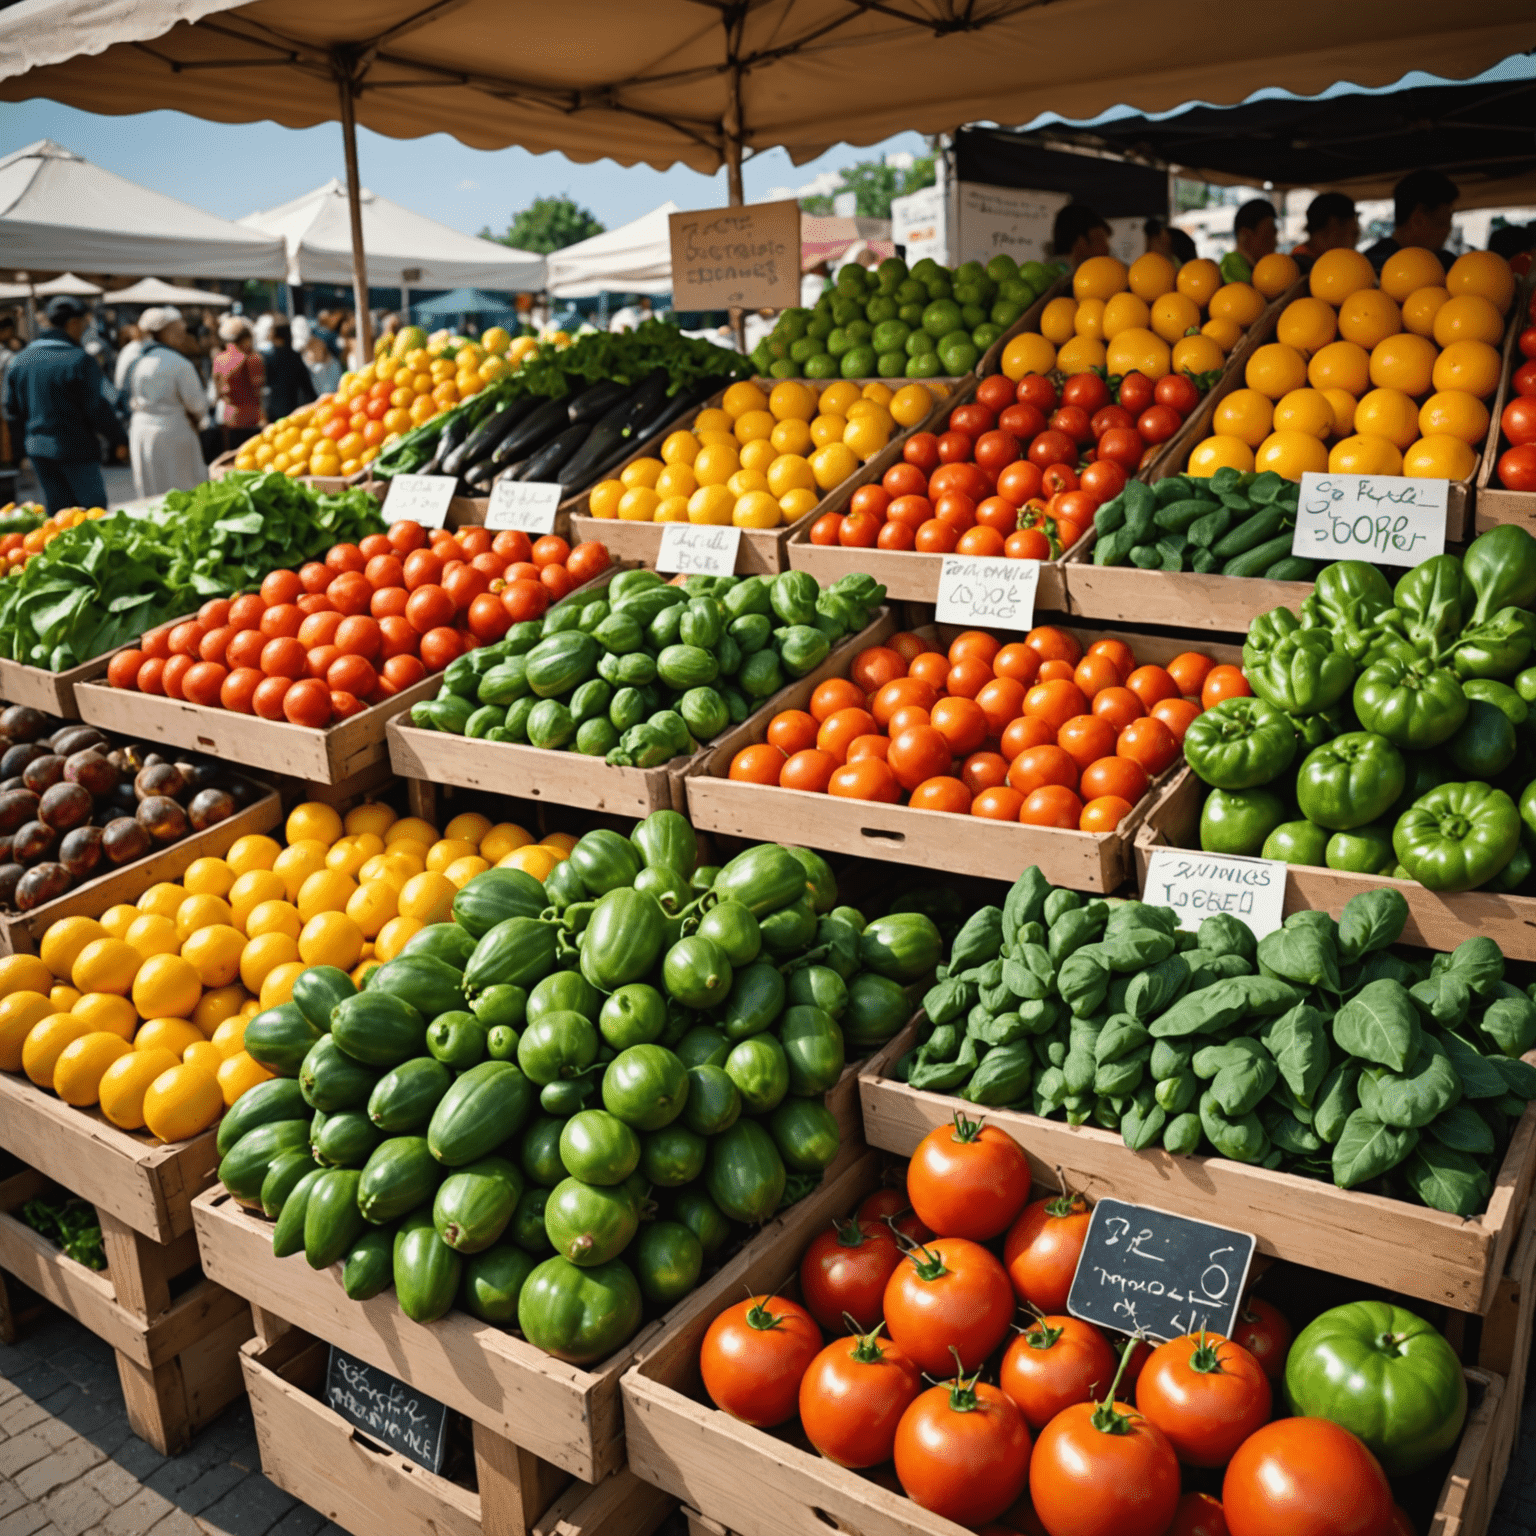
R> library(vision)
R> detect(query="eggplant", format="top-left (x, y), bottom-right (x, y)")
top-left (422, 404), bottom-right (475, 474)
top-left (566, 379), bottom-right (632, 425)
top-left (445, 394), bottom-right (538, 475)
top-left (491, 396), bottom-right (573, 467)
top-left (463, 457), bottom-right (503, 492)
top-left (512, 423), bottom-right (590, 484)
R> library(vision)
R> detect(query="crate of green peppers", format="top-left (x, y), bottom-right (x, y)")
top-left (1145, 526), bottom-right (1536, 955)
top-left (388, 565), bottom-right (888, 818)
top-left (858, 863), bottom-right (1536, 1313)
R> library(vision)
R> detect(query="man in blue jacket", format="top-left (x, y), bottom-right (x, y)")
top-left (3, 295), bottom-right (127, 513)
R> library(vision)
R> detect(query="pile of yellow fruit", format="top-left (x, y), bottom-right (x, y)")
top-left (1001, 251), bottom-right (1286, 382)
top-left (0, 799), bottom-right (570, 1144)
top-left (586, 377), bottom-right (938, 529)
top-left (1187, 248), bottom-right (1516, 481)
top-left (233, 325), bottom-right (522, 480)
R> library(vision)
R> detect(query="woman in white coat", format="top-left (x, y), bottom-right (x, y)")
top-left (125, 306), bottom-right (207, 499)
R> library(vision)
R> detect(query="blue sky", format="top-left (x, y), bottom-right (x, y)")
top-left (0, 98), bottom-right (930, 235)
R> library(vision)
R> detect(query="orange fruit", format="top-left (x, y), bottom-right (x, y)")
top-left (1418, 390), bottom-right (1490, 446)
top-left (1149, 292), bottom-right (1202, 344)
top-left (1321, 389), bottom-right (1358, 436)
top-left (1245, 343), bottom-right (1309, 400)
top-left (1432, 340), bottom-right (1500, 399)
top-left (1432, 294), bottom-right (1504, 347)
top-left (1176, 259), bottom-right (1222, 307)
top-left (1073, 256), bottom-right (1128, 302)
top-left (1057, 335), bottom-right (1107, 374)
top-left (1403, 434), bottom-right (1478, 480)
top-left (1353, 388), bottom-right (1421, 451)
top-left (1255, 431), bottom-right (1329, 479)
top-left (1445, 250), bottom-right (1515, 314)
top-left (1039, 297), bottom-right (1078, 344)
top-left (1328, 435), bottom-right (1403, 475)
top-left (1187, 436), bottom-right (1255, 476)
top-left (1309, 248), bottom-right (1377, 305)
top-left (1171, 334), bottom-right (1226, 375)
top-left (1212, 389), bottom-right (1274, 448)
top-left (1401, 286), bottom-right (1450, 339)
top-left (1277, 297), bottom-right (1337, 355)
top-left (1201, 317), bottom-right (1245, 353)
top-left (1337, 290), bottom-right (1402, 350)
top-left (1369, 334), bottom-right (1438, 396)
top-left (1380, 247), bottom-right (1445, 303)
top-left (1073, 297), bottom-right (1105, 340)
top-left (1208, 284), bottom-right (1265, 328)
top-left (1102, 292), bottom-right (1151, 339)
top-left (1128, 252), bottom-right (1177, 302)
top-left (1272, 389), bottom-right (1335, 440)
top-left (1252, 253), bottom-right (1300, 299)
top-left (1105, 328), bottom-right (1170, 381)
top-left (1307, 340), bottom-right (1371, 396)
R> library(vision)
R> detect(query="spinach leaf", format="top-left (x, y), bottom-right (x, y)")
top-left (1357, 1038), bottom-right (1461, 1129)
top-left (1199, 1092), bottom-right (1269, 1163)
top-left (1260, 1003), bottom-right (1331, 1108)
top-left (1479, 994), bottom-right (1536, 1059)
top-left (1337, 888), bottom-right (1409, 962)
top-left (1331, 1111), bottom-right (1418, 1188)
top-left (1333, 979), bottom-right (1421, 1072)
top-left (1439, 1030), bottom-right (1510, 1099)
top-left (1314, 1063), bottom-right (1361, 1144)
top-left (1409, 974), bottom-right (1471, 1030)
top-left (1428, 1103), bottom-right (1496, 1157)
top-left (1446, 936), bottom-right (1505, 999)
top-left (1405, 1145), bottom-right (1490, 1216)
top-left (1257, 925), bottom-right (1341, 994)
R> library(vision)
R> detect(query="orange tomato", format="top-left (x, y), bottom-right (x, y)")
top-left (974, 677), bottom-right (1027, 736)
top-left (909, 777), bottom-right (973, 814)
top-left (420, 627), bottom-right (463, 673)
top-left (1001, 714), bottom-right (1056, 760)
top-left (1007, 745), bottom-right (1079, 797)
top-left (260, 636), bottom-right (306, 680)
top-left (908, 652), bottom-right (953, 690)
top-left (1057, 714), bottom-right (1117, 771)
top-left (810, 678), bottom-right (866, 723)
top-left (818, 707), bottom-right (879, 764)
top-left (1092, 686), bottom-right (1145, 732)
top-left (1072, 653), bottom-right (1122, 697)
top-left (1166, 651), bottom-right (1215, 696)
top-left (810, 513), bottom-right (843, 546)
top-left (888, 632), bottom-right (932, 663)
top-left (1118, 716), bottom-right (1180, 775)
top-left (828, 758), bottom-right (901, 802)
top-left (946, 657), bottom-right (995, 699)
top-left (1151, 698), bottom-right (1202, 743)
top-left (1081, 795), bottom-right (1135, 832)
top-left (779, 749), bottom-right (838, 792)
top-left (1081, 756), bottom-right (1149, 803)
top-left (1023, 679), bottom-right (1089, 733)
top-left (261, 568), bottom-right (303, 606)
top-left (872, 677), bottom-right (939, 726)
top-left (961, 752), bottom-right (1011, 796)
top-left (850, 646), bottom-right (907, 694)
top-left (532, 535), bottom-right (570, 569)
top-left (1086, 638), bottom-right (1136, 680)
top-left (1125, 665), bottom-right (1179, 710)
top-left (767, 710), bottom-right (819, 756)
top-left (914, 519), bottom-right (959, 554)
top-left (1022, 785), bottom-right (1084, 828)
top-left (888, 725), bottom-right (954, 790)
top-left (258, 604), bottom-right (301, 641)
top-left (1202, 665), bottom-right (1252, 708)
top-left (948, 630), bottom-right (1003, 667)
top-left (1036, 659), bottom-right (1077, 683)
top-left (931, 696), bottom-right (989, 755)
top-left (730, 744), bottom-right (788, 784)
top-left (846, 734), bottom-right (890, 762)
top-left (886, 704), bottom-right (931, 737)
top-left (1026, 626), bottom-right (1083, 666)
top-left (993, 643), bottom-right (1042, 687)
top-left (971, 786), bottom-right (1025, 821)
top-left (956, 525), bottom-right (1006, 557)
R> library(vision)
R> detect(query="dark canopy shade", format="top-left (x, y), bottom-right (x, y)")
top-left (953, 126), bottom-right (1169, 219)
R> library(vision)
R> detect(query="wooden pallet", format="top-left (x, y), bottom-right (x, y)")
top-left (241, 1328), bottom-right (674, 1536)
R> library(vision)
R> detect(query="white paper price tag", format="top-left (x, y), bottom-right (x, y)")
top-left (1142, 848), bottom-right (1287, 940)
top-left (1292, 472), bottom-right (1447, 568)
top-left (655, 522), bottom-right (742, 577)
top-left (384, 474), bottom-right (455, 529)
top-left (934, 556), bottom-right (1039, 631)
top-left (485, 480), bottom-right (562, 535)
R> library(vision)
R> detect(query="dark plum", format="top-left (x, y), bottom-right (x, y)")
top-left (38, 782), bottom-right (92, 833)
top-left (63, 751), bottom-right (118, 799)
top-left (11, 821), bottom-right (55, 864)
top-left (134, 763), bottom-right (186, 802)
top-left (187, 788), bottom-right (235, 831)
top-left (16, 863), bottom-right (72, 911)
top-left (136, 796), bottom-right (188, 844)
top-left (101, 817), bottom-right (151, 865)
top-left (58, 825), bottom-right (105, 881)
top-left (0, 789), bottom-right (40, 834)
top-left (0, 706), bottom-right (48, 743)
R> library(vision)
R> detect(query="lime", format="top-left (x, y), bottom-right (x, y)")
top-left (972, 323), bottom-right (1004, 350)
top-left (803, 353), bottom-right (838, 380)
top-left (922, 299), bottom-right (963, 339)
top-left (865, 294), bottom-right (897, 324)
top-left (906, 351), bottom-right (942, 378)
top-left (767, 333), bottom-right (791, 359)
top-left (1021, 261), bottom-right (1049, 288)
top-left (924, 276), bottom-right (953, 302)
top-left (806, 313), bottom-right (833, 341)
top-left (841, 344), bottom-right (878, 378)
top-left (831, 296), bottom-right (862, 326)
top-left (905, 328), bottom-right (937, 356)
top-left (768, 359), bottom-right (797, 379)
top-left (910, 258), bottom-right (939, 282)
top-left (896, 278), bottom-right (927, 305)
top-left (845, 317), bottom-right (872, 344)
top-left (825, 327), bottom-right (854, 358)
top-left (897, 302), bottom-right (926, 327)
top-left (779, 311), bottom-right (809, 341)
top-left (960, 303), bottom-right (987, 329)
top-left (789, 336), bottom-right (826, 364)
top-left (999, 277), bottom-right (1033, 306)
top-left (876, 351), bottom-right (906, 377)
top-left (987, 254), bottom-right (1019, 283)
top-left (872, 319), bottom-right (911, 353)
top-left (750, 341), bottom-right (773, 372)
top-left (954, 280), bottom-right (984, 307)
top-left (955, 260), bottom-right (985, 286)
top-left (939, 335), bottom-right (980, 373)
top-left (877, 257), bottom-right (908, 290)
top-left (991, 300), bottom-right (1023, 329)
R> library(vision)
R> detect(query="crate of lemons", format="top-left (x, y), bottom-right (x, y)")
top-left (233, 324), bottom-right (527, 482)
top-left (585, 377), bottom-right (940, 530)
top-left (0, 799), bottom-right (571, 1145)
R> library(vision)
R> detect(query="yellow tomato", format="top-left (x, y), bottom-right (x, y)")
top-left (480, 822), bottom-right (533, 862)
top-left (770, 418), bottom-right (814, 456)
top-left (1272, 389), bottom-right (1336, 440)
top-left (733, 409), bottom-right (775, 445)
top-left (216, 1051), bottom-right (273, 1107)
top-left (1102, 292), bottom-right (1150, 340)
top-left (588, 479), bottom-right (624, 518)
top-left (1254, 430), bottom-right (1329, 479)
top-left (688, 485), bottom-right (735, 526)
top-left (722, 380), bottom-right (769, 419)
top-left (1208, 284), bottom-right (1265, 329)
top-left (500, 844), bottom-right (561, 880)
top-left (620, 456), bottom-right (664, 490)
top-left (1419, 390), bottom-right (1490, 446)
top-left (693, 443), bottom-right (740, 487)
top-left (399, 871), bottom-right (456, 924)
top-left (1055, 335), bottom-right (1106, 374)
top-left (733, 492), bottom-right (783, 529)
top-left (1176, 259), bottom-right (1222, 307)
top-left (1432, 340), bottom-right (1501, 399)
top-left (809, 443), bottom-right (858, 491)
top-left (142, 1063), bottom-right (222, 1143)
top-left (1307, 340), bottom-right (1371, 396)
top-left (768, 380), bottom-right (818, 422)
top-left (444, 855), bottom-right (490, 889)
top-left (1245, 343), bottom-right (1309, 401)
top-left (816, 381), bottom-right (861, 417)
top-left (1000, 335), bottom-right (1055, 382)
top-left (1073, 298), bottom-right (1105, 341)
top-left (1251, 253), bottom-right (1300, 300)
top-left (1105, 329), bottom-right (1171, 382)
top-left (1445, 250), bottom-right (1515, 314)
top-left (1038, 297), bottom-right (1078, 345)
top-left (297, 868), bottom-right (357, 922)
top-left (661, 430), bottom-right (700, 465)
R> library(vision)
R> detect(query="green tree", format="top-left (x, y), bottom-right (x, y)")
top-left (800, 154), bottom-right (938, 220)
top-left (481, 195), bottom-right (604, 254)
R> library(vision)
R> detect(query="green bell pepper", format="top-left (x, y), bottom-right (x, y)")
top-left (1200, 787), bottom-right (1287, 855)
top-left (1463, 523), bottom-right (1536, 626)
top-left (1182, 696), bottom-right (1298, 789)
top-left (1393, 782), bottom-right (1521, 892)
top-left (1298, 560), bottom-right (1397, 664)
top-left (1295, 732), bottom-right (1405, 831)
top-left (1463, 678), bottom-right (1528, 728)
top-left (776, 625), bottom-right (831, 678)
top-left (1393, 554), bottom-right (1474, 655)
top-left (1243, 607), bottom-right (1355, 715)
top-left (1353, 655), bottom-right (1469, 749)
top-left (1452, 606), bottom-right (1536, 680)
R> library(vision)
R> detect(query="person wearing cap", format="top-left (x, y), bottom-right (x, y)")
top-left (122, 306), bottom-right (207, 499)
top-left (211, 316), bottom-right (265, 461)
top-left (2, 295), bottom-right (126, 514)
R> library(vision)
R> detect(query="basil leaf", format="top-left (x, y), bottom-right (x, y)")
top-left (1212, 1049), bottom-right (1278, 1117)
top-left (1409, 974), bottom-right (1472, 1030)
top-left (1337, 888), bottom-right (1409, 962)
top-left (1262, 1104), bottom-right (1324, 1156)
top-left (1122, 1087), bottom-right (1167, 1152)
top-left (1447, 936), bottom-right (1505, 999)
top-left (1331, 1111), bottom-right (1418, 1188)
top-left (1123, 954), bottom-right (1191, 1022)
top-left (1200, 1092), bottom-right (1269, 1163)
top-left (1333, 979), bottom-right (1421, 1072)
top-left (958, 1043), bottom-right (1033, 1106)
top-left (1491, 1054), bottom-right (1536, 1098)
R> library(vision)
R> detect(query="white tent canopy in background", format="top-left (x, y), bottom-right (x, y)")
top-left (546, 203), bottom-right (676, 301)
top-left (32, 271), bottom-right (101, 294)
top-left (103, 276), bottom-right (232, 306)
top-left (240, 180), bottom-right (546, 292)
top-left (0, 141), bottom-right (285, 278)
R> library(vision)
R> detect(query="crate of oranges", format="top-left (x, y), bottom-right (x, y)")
top-left (685, 613), bottom-right (1238, 888)
top-left (568, 377), bottom-right (956, 576)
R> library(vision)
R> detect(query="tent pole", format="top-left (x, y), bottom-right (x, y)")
top-left (335, 60), bottom-right (374, 367)
top-left (724, 59), bottom-right (746, 353)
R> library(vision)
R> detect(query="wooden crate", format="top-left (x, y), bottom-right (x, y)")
top-left (858, 1019), bottom-right (1536, 1315)
top-left (389, 605), bottom-right (891, 820)
top-left (974, 273), bottom-right (1071, 378)
top-left (74, 673), bottom-right (439, 786)
top-left (567, 379), bottom-right (969, 577)
top-left (1472, 271), bottom-right (1536, 534)
top-left (208, 447), bottom-right (364, 494)
top-left (1139, 765), bottom-right (1536, 960)
top-left (191, 1127), bottom-right (872, 1487)
top-left (0, 1155), bottom-right (250, 1452)
top-left (1476, 1196), bottom-right (1536, 1497)
top-left (0, 651), bottom-right (119, 721)
top-left (240, 1330), bottom-right (674, 1536)
top-left (0, 782), bottom-right (281, 957)
top-left (682, 617), bottom-right (1239, 889)
top-left (625, 1151), bottom-right (1505, 1536)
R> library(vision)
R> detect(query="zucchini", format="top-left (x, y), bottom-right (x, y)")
top-left (1224, 532), bottom-right (1296, 578)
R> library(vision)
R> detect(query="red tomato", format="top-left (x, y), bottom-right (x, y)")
top-left (1503, 394), bottom-right (1536, 447)
top-left (1231, 1297), bottom-right (1292, 1384)
top-left (219, 667), bottom-right (262, 714)
top-left (857, 1187), bottom-right (931, 1242)
top-left (1000, 1316), bottom-right (1118, 1430)
top-left (1117, 371), bottom-right (1155, 415)
top-left (1156, 374), bottom-right (1201, 415)
top-left (259, 636), bottom-right (306, 680)
top-left (699, 1296), bottom-right (822, 1427)
top-left (466, 592), bottom-right (512, 642)
top-left (876, 520), bottom-right (915, 551)
top-left (1097, 427), bottom-right (1146, 470)
top-left (1167, 1492), bottom-right (1230, 1536)
top-left (1041, 463), bottom-right (1078, 496)
top-left (810, 512), bottom-right (844, 545)
top-left (799, 1218), bottom-right (903, 1334)
top-left (849, 483), bottom-right (892, 520)
top-left (283, 677), bottom-right (333, 728)
top-left (839, 511), bottom-right (881, 547)
top-left (883, 1238), bottom-right (1014, 1375)
top-left (976, 495), bottom-right (1021, 534)
top-left (1054, 490), bottom-right (1098, 527)
top-left (1499, 443), bottom-right (1536, 491)
top-left (1079, 459), bottom-right (1128, 503)
top-left (327, 571), bottom-right (373, 616)
top-left (1001, 402), bottom-right (1048, 439)
top-left (1028, 429), bottom-right (1077, 470)
top-left (937, 430), bottom-right (975, 463)
top-left (1090, 404), bottom-right (1136, 437)
top-left (951, 402), bottom-right (996, 437)
top-left (975, 429), bottom-right (1022, 473)
top-left (1050, 405), bottom-right (1093, 445)
top-left (930, 461), bottom-right (989, 502)
top-left (1137, 404), bottom-right (1183, 444)
top-left (800, 1331), bottom-right (923, 1470)
top-left (405, 584), bottom-right (455, 635)
top-left (1017, 373), bottom-right (1059, 411)
top-left (906, 1116), bottom-right (1029, 1240)
top-left (108, 649), bottom-right (145, 690)
top-left (1515, 357), bottom-right (1536, 398)
top-left (903, 432), bottom-right (941, 472)
top-left (915, 519), bottom-right (958, 553)
top-left (387, 520), bottom-right (427, 553)
top-left (883, 460), bottom-right (928, 498)
top-left (325, 542), bottom-right (366, 575)
top-left (894, 1377), bottom-right (1032, 1528)
top-left (1135, 1333), bottom-right (1271, 1468)
top-left (1221, 1418), bottom-right (1392, 1536)
top-left (1029, 1386), bottom-right (1182, 1536)
top-left (490, 528), bottom-right (533, 565)
top-left (977, 373), bottom-right (1018, 413)
top-left (1007, 527), bottom-right (1052, 559)
top-left (1004, 1193), bottom-right (1090, 1312)
top-left (1202, 664), bottom-right (1252, 709)
top-left (419, 626), bottom-right (463, 672)
top-left (252, 674), bottom-right (292, 720)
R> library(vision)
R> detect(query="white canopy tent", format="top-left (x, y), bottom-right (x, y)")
top-left (102, 276), bottom-right (233, 306)
top-left (0, 141), bottom-right (285, 278)
top-left (33, 272), bottom-right (101, 294)
top-left (240, 180), bottom-right (546, 297)
top-left (546, 202), bottom-right (677, 301)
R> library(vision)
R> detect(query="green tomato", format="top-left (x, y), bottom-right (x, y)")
top-left (1325, 822), bottom-right (1397, 875)
top-left (1262, 819), bottom-right (1329, 866)
top-left (1295, 732), bottom-right (1404, 831)
top-left (1200, 787), bottom-right (1288, 855)
top-left (517, 1255), bottom-right (642, 1363)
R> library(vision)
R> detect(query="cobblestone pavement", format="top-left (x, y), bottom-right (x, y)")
top-left (0, 1296), bottom-right (1531, 1534)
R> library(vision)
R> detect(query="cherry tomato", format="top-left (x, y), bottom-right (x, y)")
top-left (977, 373), bottom-right (1018, 413)
top-left (1137, 404), bottom-right (1183, 444)
top-left (1202, 664), bottom-right (1252, 709)
top-left (1041, 463), bottom-right (1079, 496)
top-left (951, 402), bottom-right (997, 437)
top-left (1001, 402), bottom-right (1048, 439)
top-left (1117, 371), bottom-right (1155, 415)
top-left (810, 512), bottom-right (844, 545)
top-left (1230, 1297), bottom-right (1292, 1384)
top-left (936, 430), bottom-right (974, 463)
top-left (1156, 374), bottom-right (1201, 416)
top-left (1017, 374), bottom-right (1059, 411)
top-left (1221, 1418), bottom-right (1392, 1536)
top-left (907, 1115), bottom-right (1030, 1239)
top-left (894, 1376), bottom-right (1031, 1528)
top-left (1503, 395), bottom-right (1536, 447)
top-left (997, 459), bottom-right (1044, 505)
top-left (883, 1238), bottom-right (1014, 1375)
top-left (975, 429), bottom-right (1023, 474)
top-left (1135, 1333), bottom-right (1271, 1468)
top-left (1091, 404), bottom-right (1136, 438)
top-left (1028, 430), bottom-right (1077, 470)
top-left (1050, 405), bottom-right (1094, 446)
top-left (1514, 357), bottom-right (1536, 398)
top-left (1061, 372), bottom-right (1110, 413)
top-left (1000, 1315), bottom-right (1118, 1430)
top-left (857, 1187), bottom-right (931, 1244)
top-left (798, 1218), bottom-right (903, 1334)
top-left (903, 432), bottom-right (941, 472)
top-left (1079, 459), bottom-right (1128, 503)
top-left (1004, 1193), bottom-right (1090, 1312)
top-left (1097, 427), bottom-right (1147, 470)
top-left (1499, 442), bottom-right (1536, 491)
top-left (699, 1296), bottom-right (822, 1427)
top-left (799, 1330), bottom-right (923, 1469)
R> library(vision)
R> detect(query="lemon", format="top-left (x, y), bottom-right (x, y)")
top-left (99, 1047), bottom-right (179, 1130)
top-left (722, 380), bottom-right (769, 419)
top-left (1039, 297), bottom-right (1078, 345)
top-left (194, 984), bottom-right (248, 1038)
top-left (142, 1063), bottom-right (222, 1143)
top-left (227, 834), bottom-right (282, 875)
top-left (688, 485), bottom-right (735, 525)
top-left (0, 992), bottom-right (60, 1072)
top-left (426, 838), bottom-right (478, 874)
top-left (733, 492), bottom-right (783, 529)
top-left (0, 954), bottom-right (52, 998)
top-left (444, 855), bottom-right (490, 888)
top-left (132, 953), bottom-right (202, 1021)
top-left (346, 879), bottom-right (399, 937)
top-left (691, 442), bottom-right (740, 490)
top-left (770, 418), bottom-right (813, 455)
top-left (210, 1013), bottom-right (248, 1057)
top-left (1272, 389), bottom-right (1336, 440)
top-left (245, 899), bottom-right (303, 942)
top-left (216, 1051), bottom-right (273, 1107)
top-left (399, 871), bottom-right (457, 924)
top-left (183, 1040), bottom-right (224, 1076)
top-left (99, 904), bottom-right (139, 939)
top-left (344, 802), bottom-right (397, 839)
top-left (661, 429), bottom-right (700, 465)
top-left (54, 1032), bottom-right (133, 1106)
top-left (1403, 434), bottom-right (1478, 480)
top-left (50, 984), bottom-right (81, 1012)
top-left (1212, 390), bottom-right (1274, 449)
top-left (373, 915), bottom-right (424, 962)
top-left (137, 882), bottom-right (185, 919)
top-left (843, 416), bottom-right (890, 461)
top-left (1187, 436), bottom-right (1256, 476)
top-left (1073, 298), bottom-right (1105, 340)
top-left (24, 1014), bottom-right (95, 1085)
top-left (1176, 260), bottom-right (1222, 307)
top-left (231, 869), bottom-right (288, 929)
top-left (779, 488), bottom-right (820, 521)
top-left (175, 893), bottom-right (234, 942)
top-left (181, 924), bottom-right (246, 989)
top-left (240, 932), bottom-right (300, 996)
top-left (72, 937), bottom-right (140, 997)
top-left (655, 463), bottom-right (699, 500)
top-left (297, 868), bottom-right (358, 922)
top-left (70, 991), bottom-right (137, 1041)
top-left (480, 823), bottom-right (533, 862)
top-left (809, 414), bottom-right (847, 449)
top-left (326, 838), bottom-right (371, 878)
top-left (274, 840), bottom-right (330, 901)
top-left (1354, 388), bottom-right (1421, 450)
top-left (615, 486), bottom-right (659, 522)
top-left (733, 409), bottom-right (775, 445)
top-left (809, 443), bottom-right (858, 492)
top-left (500, 844), bottom-right (561, 881)
top-left (1380, 247), bottom-right (1446, 303)
top-left (620, 456), bottom-right (664, 490)
top-left (1000, 335), bottom-right (1055, 381)
top-left (1329, 435), bottom-right (1404, 475)
top-left (259, 960), bottom-right (307, 1010)
top-left (766, 454), bottom-right (816, 498)
top-left (1128, 252), bottom-right (1177, 302)
top-left (134, 1016), bottom-right (204, 1057)
top-left (385, 817), bottom-right (439, 848)
top-left (588, 480), bottom-right (623, 518)
top-left (847, 399), bottom-right (893, 430)
top-left (182, 857), bottom-right (235, 898)
top-left (542, 833), bottom-right (577, 854)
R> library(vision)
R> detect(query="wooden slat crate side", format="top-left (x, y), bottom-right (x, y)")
top-left (1479, 1200), bottom-right (1536, 1497)
top-left (1431, 1369), bottom-right (1504, 1536)
top-left (0, 649), bottom-right (118, 720)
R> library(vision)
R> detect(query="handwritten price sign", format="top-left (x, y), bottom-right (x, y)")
top-left (383, 474), bottom-right (455, 529)
top-left (934, 556), bottom-right (1039, 631)
top-left (1142, 848), bottom-right (1287, 939)
top-left (655, 522), bottom-right (742, 577)
top-left (1292, 472), bottom-right (1447, 568)
top-left (485, 479), bottom-right (561, 535)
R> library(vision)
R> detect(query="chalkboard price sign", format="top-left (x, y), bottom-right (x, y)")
top-left (325, 1347), bottom-right (449, 1473)
top-left (1066, 1197), bottom-right (1256, 1345)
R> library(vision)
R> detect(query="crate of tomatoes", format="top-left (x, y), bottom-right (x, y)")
top-left (682, 612), bottom-right (1241, 888)
top-left (1474, 270), bottom-right (1536, 533)
top-left (74, 522), bottom-right (612, 784)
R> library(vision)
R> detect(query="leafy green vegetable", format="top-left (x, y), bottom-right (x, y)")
top-left (22, 1197), bottom-right (105, 1269)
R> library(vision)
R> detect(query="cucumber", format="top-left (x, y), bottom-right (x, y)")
top-left (1153, 498), bottom-right (1216, 533)
top-left (304, 1169), bottom-right (366, 1270)
top-left (368, 1057), bottom-right (454, 1132)
top-left (312, 1110), bottom-right (384, 1168)
top-left (260, 1148), bottom-right (319, 1218)
top-left (1211, 504), bottom-right (1287, 559)
top-left (1224, 532), bottom-right (1297, 578)
top-left (272, 1167), bottom-right (326, 1257)
top-left (393, 1210), bottom-right (463, 1323)
top-left (1187, 507), bottom-right (1232, 549)
top-left (220, 1119), bottom-right (311, 1205)
top-left (358, 1136), bottom-right (445, 1224)
top-left (217, 1077), bottom-right (309, 1157)
top-left (342, 1227), bottom-right (396, 1301)
top-left (1262, 556), bottom-right (1318, 582)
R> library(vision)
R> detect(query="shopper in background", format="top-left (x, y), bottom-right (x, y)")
top-left (210, 316), bottom-right (266, 461)
top-left (311, 308), bottom-right (342, 360)
top-left (1053, 204), bottom-right (1112, 267)
top-left (1143, 218), bottom-right (1197, 266)
top-left (1233, 200), bottom-right (1279, 265)
top-left (303, 333), bottom-right (342, 397)
top-left (1289, 193), bottom-right (1360, 269)
top-left (1364, 170), bottom-right (1460, 271)
top-left (123, 306), bottom-right (207, 500)
top-left (0, 313), bottom-right (21, 467)
top-left (3, 296), bottom-right (126, 514)
top-left (112, 323), bottom-right (144, 390)
top-left (262, 323), bottom-right (316, 420)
